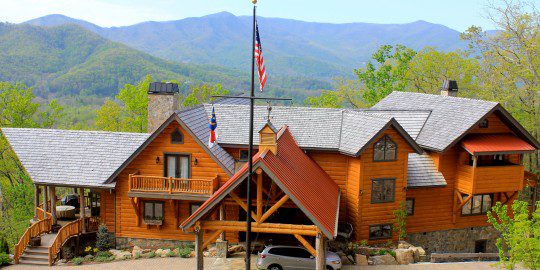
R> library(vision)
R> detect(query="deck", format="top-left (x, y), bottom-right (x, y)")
top-left (127, 174), bottom-right (219, 201)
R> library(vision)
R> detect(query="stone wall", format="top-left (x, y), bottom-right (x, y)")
top-left (116, 237), bottom-right (192, 250)
top-left (60, 232), bottom-right (97, 260)
top-left (408, 226), bottom-right (499, 253)
top-left (147, 93), bottom-right (179, 133)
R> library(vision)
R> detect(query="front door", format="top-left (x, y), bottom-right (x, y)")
top-left (165, 154), bottom-right (190, 178)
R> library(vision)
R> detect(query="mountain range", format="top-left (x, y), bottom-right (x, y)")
top-left (26, 13), bottom-right (469, 80)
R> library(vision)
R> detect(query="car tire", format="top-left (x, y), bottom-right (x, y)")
top-left (267, 264), bottom-right (282, 270)
top-left (326, 266), bottom-right (333, 270)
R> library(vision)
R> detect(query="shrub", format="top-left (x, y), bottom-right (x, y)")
top-left (392, 202), bottom-right (407, 241)
top-left (95, 225), bottom-right (114, 251)
top-left (71, 257), bottom-right (84, 265)
top-left (134, 253), bottom-right (141, 260)
top-left (0, 253), bottom-right (11, 266)
top-left (177, 247), bottom-right (192, 258)
top-left (0, 238), bottom-right (9, 254)
top-left (147, 251), bottom-right (156, 258)
top-left (95, 251), bottom-right (111, 258)
top-left (166, 250), bottom-right (176, 257)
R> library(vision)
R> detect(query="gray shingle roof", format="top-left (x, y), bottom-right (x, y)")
top-left (1, 128), bottom-right (149, 188)
top-left (339, 111), bottom-right (393, 155)
top-left (407, 153), bottom-right (447, 187)
top-left (176, 106), bottom-right (235, 174)
top-left (373, 91), bottom-right (498, 151)
top-left (361, 110), bottom-right (431, 139)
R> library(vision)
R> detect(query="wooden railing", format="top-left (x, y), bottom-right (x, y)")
top-left (48, 217), bottom-right (100, 266)
top-left (13, 207), bottom-right (52, 264)
top-left (456, 164), bottom-right (525, 194)
top-left (129, 174), bottom-right (219, 195)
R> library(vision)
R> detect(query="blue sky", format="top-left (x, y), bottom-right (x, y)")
top-left (1, 0), bottom-right (502, 31)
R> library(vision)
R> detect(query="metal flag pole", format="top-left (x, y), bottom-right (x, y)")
top-left (212, 1), bottom-right (291, 268)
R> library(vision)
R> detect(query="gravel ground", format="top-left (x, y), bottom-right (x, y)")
top-left (4, 256), bottom-right (504, 270)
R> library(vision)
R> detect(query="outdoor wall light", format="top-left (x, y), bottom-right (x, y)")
top-left (156, 156), bottom-right (160, 164)
top-left (194, 158), bottom-right (198, 166)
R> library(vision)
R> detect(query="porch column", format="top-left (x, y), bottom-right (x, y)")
top-left (219, 204), bottom-right (226, 241)
top-left (79, 188), bottom-right (86, 233)
top-left (315, 232), bottom-right (326, 270)
top-left (49, 186), bottom-right (57, 225)
top-left (43, 186), bottom-right (49, 213)
top-left (195, 228), bottom-right (204, 270)
top-left (33, 184), bottom-right (40, 221)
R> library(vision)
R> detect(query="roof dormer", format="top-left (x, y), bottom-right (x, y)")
top-left (259, 122), bottom-right (278, 154)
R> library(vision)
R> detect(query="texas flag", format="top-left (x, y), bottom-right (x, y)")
top-left (208, 106), bottom-right (218, 147)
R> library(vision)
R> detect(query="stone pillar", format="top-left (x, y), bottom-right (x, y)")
top-left (43, 186), bottom-right (49, 213)
top-left (315, 232), bottom-right (326, 270)
top-left (49, 186), bottom-right (57, 225)
top-left (33, 184), bottom-right (40, 221)
top-left (195, 228), bottom-right (204, 270)
top-left (79, 188), bottom-right (86, 233)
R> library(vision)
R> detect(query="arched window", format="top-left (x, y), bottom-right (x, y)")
top-left (171, 128), bottom-right (183, 144)
top-left (373, 135), bottom-right (397, 161)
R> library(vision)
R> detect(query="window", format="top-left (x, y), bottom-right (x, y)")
top-left (374, 135), bottom-right (397, 161)
top-left (268, 247), bottom-right (311, 258)
top-left (164, 154), bottom-right (190, 178)
top-left (475, 240), bottom-right (487, 253)
top-left (239, 150), bottom-right (249, 161)
top-left (369, 224), bottom-right (392, 240)
top-left (479, 119), bottom-right (489, 128)
top-left (462, 194), bottom-right (493, 216)
top-left (144, 201), bottom-right (164, 220)
top-left (406, 198), bottom-right (415, 215)
top-left (190, 203), bottom-right (202, 215)
top-left (171, 128), bottom-right (183, 144)
top-left (371, 178), bottom-right (396, 203)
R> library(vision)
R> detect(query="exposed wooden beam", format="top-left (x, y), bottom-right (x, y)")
top-left (201, 220), bottom-right (318, 236)
top-left (229, 192), bottom-right (258, 222)
top-left (256, 171), bottom-right (263, 223)
top-left (202, 230), bottom-right (223, 250)
top-left (294, 234), bottom-right (316, 257)
top-left (259, 195), bottom-right (289, 224)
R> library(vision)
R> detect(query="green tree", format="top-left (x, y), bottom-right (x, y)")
top-left (95, 100), bottom-right (122, 132)
top-left (304, 90), bottom-right (342, 108)
top-left (487, 200), bottom-right (540, 270)
top-left (406, 47), bottom-right (481, 96)
top-left (355, 44), bottom-right (416, 106)
top-left (117, 75), bottom-right (152, 133)
top-left (181, 84), bottom-right (230, 107)
top-left (0, 82), bottom-right (39, 128)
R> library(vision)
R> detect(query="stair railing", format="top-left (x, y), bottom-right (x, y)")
top-left (13, 207), bottom-right (52, 264)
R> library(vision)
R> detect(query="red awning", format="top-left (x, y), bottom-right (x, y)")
top-left (461, 134), bottom-right (536, 155)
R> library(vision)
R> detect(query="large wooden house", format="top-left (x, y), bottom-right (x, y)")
top-left (3, 81), bottom-right (538, 267)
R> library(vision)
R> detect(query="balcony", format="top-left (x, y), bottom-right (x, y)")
top-left (456, 164), bottom-right (524, 194)
top-left (128, 174), bottom-right (219, 201)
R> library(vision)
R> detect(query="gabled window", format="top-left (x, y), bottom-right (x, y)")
top-left (171, 128), bottom-right (184, 144)
top-left (369, 224), bottom-right (392, 240)
top-left (479, 119), bottom-right (489, 128)
top-left (239, 150), bottom-right (249, 161)
top-left (374, 135), bottom-right (397, 161)
top-left (371, 178), bottom-right (396, 203)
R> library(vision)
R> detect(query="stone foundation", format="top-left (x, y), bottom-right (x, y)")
top-left (60, 232), bottom-right (97, 260)
top-left (116, 237), bottom-right (193, 250)
top-left (408, 226), bottom-right (499, 254)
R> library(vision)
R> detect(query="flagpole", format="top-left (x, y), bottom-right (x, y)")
top-left (246, 1), bottom-right (256, 269)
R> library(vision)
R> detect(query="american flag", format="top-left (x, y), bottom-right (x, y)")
top-left (255, 21), bottom-right (267, 92)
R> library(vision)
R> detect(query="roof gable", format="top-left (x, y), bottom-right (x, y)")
top-left (181, 127), bottom-right (341, 238)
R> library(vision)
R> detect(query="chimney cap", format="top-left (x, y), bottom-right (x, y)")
top-left (148, 82), bottom-right (179, 94)
top-left (441, 80), bottom-right (458, 91)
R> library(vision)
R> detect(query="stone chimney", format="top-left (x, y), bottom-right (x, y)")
top-left (258, 122), bottom-right (278, 154)
top-left (440, 79), bottom-right (458, 97)
top-left (147, 82), bottom-right (179, 133)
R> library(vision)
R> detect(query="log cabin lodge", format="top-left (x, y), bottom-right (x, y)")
top-left (2, 81), bottom-right (539, 267)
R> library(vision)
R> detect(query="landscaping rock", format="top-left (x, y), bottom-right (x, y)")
top-left (371, 254), bottom-right (398, 265)
top-left (228, 244), bottom-right (245, 254)
top-left (397, 241), bottom-right (412, 249)
top-left (112, 250), bottom-right (131, 260)
top-left (156, 249), bottom-right (171, 257)
top-left (355, 254), bottom-right (368, 266)
top-left (395, 249), bottom-right (414, 265)
top-left (408, 246), bottom-right (426, 262)
top-left (84, 254), bottom-right (94, 260)
top-left (132, 246), bottom-right (143, 257)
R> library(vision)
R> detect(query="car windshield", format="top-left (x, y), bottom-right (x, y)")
top-left (268, 247), bottom-right (311, 258)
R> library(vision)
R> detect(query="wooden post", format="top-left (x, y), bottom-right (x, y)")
top-left (256, 168), bottom-right (263, 223)
top-left (219, 204), bottom-right (226, 241)
top-left (33, 184), bottom-right (40, 221)
top-left (315, 232), bottom-right (325, 270)
top-left (80, 188), bottom-right (86, 233)
top-left (195, 228), bottom-right (204, 270)
top-left (49, 186), bottom-right (57, 225)
top-left (43, 186), bottom-right (49, 213)
top-left (472, 155), bottom-right (478, 167)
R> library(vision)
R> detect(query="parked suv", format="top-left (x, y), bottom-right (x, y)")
top-left (257, 245), bottom-right (341, 270)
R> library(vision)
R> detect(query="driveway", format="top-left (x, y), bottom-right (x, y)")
top-left (5, 256), bottom-right (504, 270)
